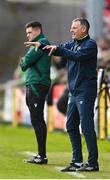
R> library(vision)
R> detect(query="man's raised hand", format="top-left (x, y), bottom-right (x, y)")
top-left (43, 45), bottom-right (57, 56)
top-left (24, 41), bottom-right (41, 49)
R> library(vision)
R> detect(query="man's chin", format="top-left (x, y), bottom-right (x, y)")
top-left (72, 35), bottom-right (75, 39)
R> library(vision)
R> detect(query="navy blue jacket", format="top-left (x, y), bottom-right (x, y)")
top-left (40, 35), bottom-right (97, 94)
top-left (56, 35), bottom-right (97, 93)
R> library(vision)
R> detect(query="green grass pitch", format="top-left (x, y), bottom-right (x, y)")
top-left (0, 125), bottom-right (110, 179)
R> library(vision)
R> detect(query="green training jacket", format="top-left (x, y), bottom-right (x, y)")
top-left (20, 34), bottom-right (51, 88)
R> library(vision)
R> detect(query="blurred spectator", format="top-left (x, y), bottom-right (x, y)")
top-left (97, 37), bottom-right (110, 82)
top-left (103, 0), bottom-right (110, 33)
top-left (47, 56), bottom-right (67, 106)
top-left (97, 37), bottom-right (110, 67)
top-left (57, 87), bottom-right (68, 116)
top-left (105, 29), bottom-right (110, 45)
top-left (51, 56), bottom-right (67, 84)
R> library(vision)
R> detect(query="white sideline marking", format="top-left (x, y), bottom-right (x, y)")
top-left (19, 151), bottom-right (86, 178)
top-left (55, 167), bottom-right (86, 178)
top-left (19, 151), bottom-right (36, 157)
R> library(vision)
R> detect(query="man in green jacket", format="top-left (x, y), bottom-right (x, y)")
top-left (20, 21), bottom-right (51, 164)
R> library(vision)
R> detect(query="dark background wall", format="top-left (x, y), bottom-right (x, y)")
top-left (0, 1), bottom-right (83, 82)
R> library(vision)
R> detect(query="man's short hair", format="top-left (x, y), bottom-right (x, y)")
top-left (25, 21), bottom-right (42, 32)
top-left (73, 18), bottom-right (90, 32)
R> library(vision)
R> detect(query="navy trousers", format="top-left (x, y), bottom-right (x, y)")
top-left (66, 87), bottom-right (98, 166)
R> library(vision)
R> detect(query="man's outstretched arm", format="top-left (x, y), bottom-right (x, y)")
top-left (24, 41), bottom-right (61, 56)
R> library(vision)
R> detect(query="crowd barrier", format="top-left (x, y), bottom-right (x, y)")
top-left (0, 80), bottom-right (31, 127)
top-left (0, 80), bottom-right (110, 139)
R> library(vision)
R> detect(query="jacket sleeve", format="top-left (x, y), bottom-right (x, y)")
top-left (57, 40), bottom-right (97, 61)
top-left (39, 41), bottom-right (71, 56)
top-left (20, 47), bottom-right (43, 71)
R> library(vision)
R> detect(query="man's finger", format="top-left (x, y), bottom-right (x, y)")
top-left (25, 44), bottom-right (31, 47)
top-left (24, 42), bottom-right (35, 46)
top-left (48, 48), bottom-right (53, 56)
top-left (43, 45), bottom-right (49, 50)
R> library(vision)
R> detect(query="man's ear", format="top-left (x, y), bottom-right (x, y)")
top-left (37, 28), bottom-right (41, 34)
top-left (82, 25), bottom-right (87, 33)
top-left (34, 28), bottom-right (41, 36)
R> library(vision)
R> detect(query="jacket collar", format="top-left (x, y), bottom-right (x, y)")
top-left (32, 33), bottom-right (45, 42)
top-left (75, 34), bottom-right (90, 43)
